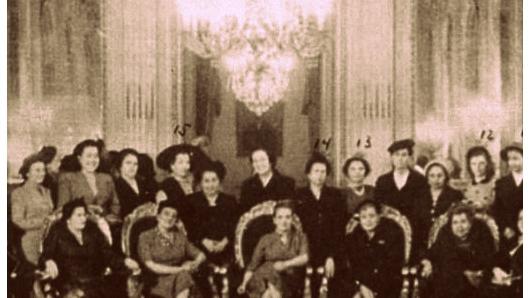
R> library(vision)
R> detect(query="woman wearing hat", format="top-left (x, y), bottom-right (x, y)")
top-left (156, 145), bottom-right (197, 230)
top-left (493, 142), bottom-right (523, 241)
top-left (463, 146), bottom-right (496, 212)
top-left (11, 154), bottom-right (54, 265)
top-left (415, 160), bottom-right (464, 249)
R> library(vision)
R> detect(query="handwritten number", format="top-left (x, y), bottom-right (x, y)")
top-left (173, 123), bottom-right (192, 137)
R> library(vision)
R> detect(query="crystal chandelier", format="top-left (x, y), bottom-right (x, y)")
top-left (178, 0), bottom-right (331, 116)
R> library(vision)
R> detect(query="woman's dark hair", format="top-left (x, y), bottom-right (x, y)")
top-left (273, 201), bottom-right (295, 217)
top-left (354, 199), bottom-right (381, 215)
top-left (304, 152), bottom-right (332, 175)
top-left (425, 162), bottom-right (450, 185)
top-left (465, 146), bottom-right (495, 182)
top-left (138, 153), bottom-right (156, 180)
top-left (249, 147), bottom-right (277, 168)
top-left (448, 203), bottom-right (475, 224)
top-left (342, 156), bottom-right (371, 177)
top-left (62, 198), bottom-right (88, 222)
top-left (38, 146), bottom-right (58, 164)
top-left (116, 148), bottom-right (139, 173)
top-left (157, 200), bottom-right (179, 215)
top-left (73, 139), bottom-right (101, 157)
top-left (195, 160), bottom-right (227, 182)
top-left (19, 154), bottom-right (45, 180)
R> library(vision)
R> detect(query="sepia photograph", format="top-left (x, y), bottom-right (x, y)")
top-left (5, 0), bottom-right (523, 297)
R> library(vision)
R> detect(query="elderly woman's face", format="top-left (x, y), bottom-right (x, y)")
top-left (68, 207), bottom-right (88, 231)
top-left (171, 153), bottom-right (191, 177)
top-left (27, 161), bottom-right (46, 184)
top-left (157, 207), bottom-right (178, 230)
top-left (427, 165), bottom-right (446, 190)
top-left (201, 171), bottom-right (220, 197)
top-left (273, 207), bottom-right (293, 233)
top-left (359, 206), bottom-right (380, 233)
top-left (251, 150), bottom-right (272, 176)
top-left (78, 146), bottom-right (100, 173)
top-left (47, 154), bottom-right (61, 174)
top-left (469, 155), bottom-right (487, 179)
top-left (451, 213), bottom-right (472, 239)
top-left (507, 151), bottom-right (523, 173)
top-left (347, 160), bottom-right (366, 183)
top-left (120, 154), bottom-right (138, 179)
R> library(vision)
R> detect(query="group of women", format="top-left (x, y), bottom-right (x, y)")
top-left (8, 137), bottom-right (523, 298)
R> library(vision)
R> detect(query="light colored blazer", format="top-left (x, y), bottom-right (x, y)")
top-left (57, 171), bottom-right (120, 217)
top-left (11, 182), bottom-right (54, 265)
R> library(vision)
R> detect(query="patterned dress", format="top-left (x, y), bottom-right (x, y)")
top-left (247, 229), bottom-right (308, 298)
top-left (138, 227), bottom-right (202, 298)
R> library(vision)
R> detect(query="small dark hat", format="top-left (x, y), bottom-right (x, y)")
top-left (19, 153), bottom-right (45, 179)
top-left (387, 139), bottom-right (415, 154)
top-left (500, 142), bottom-right (523, 161)
top-left (156, 144), bottom-right (194, 172)
top-left (38, 146), bottom-right (57, 164)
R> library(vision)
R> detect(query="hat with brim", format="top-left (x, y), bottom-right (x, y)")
top-left (156, 143), bottom-right (212, 173)
top-left (388, 139), bottom-right (415, 154)
top-left (500, 142), bottom-right (523, 161)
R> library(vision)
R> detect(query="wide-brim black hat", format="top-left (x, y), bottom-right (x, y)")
top-left (156, 143), bottom-right (211, 173)
top-left (500, 142), bottom-right (523, 161)
top-left (387, 139), bottom-right (415, 154)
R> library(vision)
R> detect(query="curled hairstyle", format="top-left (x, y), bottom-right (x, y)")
top-left (249, 147), bottom-right (277, 168)
top-left (38, 146), bottom-right (58, 164)
top-left (62, 198), bottom-right (88, 222)
top-left (273, 201), bottom-right (295, 217)
top-left (448, 203), bottom-right (475, 224)
top-left (71, 139), bottom-right (101, 172)
top-left (19, 154), bottom-right (45, 180)
top-left (465, 146), bottom-right (495, 182)
top-left (342, 156), bottom-right (371, 177)
top-left (116, 148), bottom-right (139, 172)
top-left (305, 152), bottom-right (332, 175)
top-left (195, 160), bottom-right (227, 182)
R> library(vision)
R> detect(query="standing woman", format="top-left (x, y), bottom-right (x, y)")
top-left (57, 139), bottom-right (121, 222)
top-left (341, 156), bottom-right (375, 216)
top-left (464, 146), bottom-right (496, 212)
top-left (240, 148), bottom-right (295, 214)
top-left (114, 149), bottom-right (155, 218)
top-left (156, 146), bottom-right (196, 230)
top-left (11, 154), bottom-right (54, 265)
top-left (38, 146), bottom-right (62, 208)
top-left (493, 142), bottom-right (523, 242)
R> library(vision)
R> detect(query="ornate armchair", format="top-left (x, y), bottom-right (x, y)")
top-left (121, 202), bottom-right (227, 298)
top-left (33, 206), bottom-right (114, 298)
top-left (406, 210), bottom-right (500, 298)
top-left (235, 200), bottom-right (313, 297)
top-left (344, 204), bottom-right (413, 298)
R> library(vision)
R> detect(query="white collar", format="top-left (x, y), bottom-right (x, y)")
top-left (393, 169), bottom-right (410, 190)
top-left (512, 171), bottom-right (523, 186)
top-left (259, 172), bottom-right (273, 187)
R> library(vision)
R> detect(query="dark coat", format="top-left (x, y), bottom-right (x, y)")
top-left (346, 218), bottom-right (404, 298)
top-left (239, 171), bottom-right (295, 214)
top-left (415, 186), bottom-right (464, 249)
top-left (374, 170), bottom-right (428, 259)
top-left (295, 186), bottom-right (347, 267)
top-left (427, 220), bottom-right (496, 298)
top-left (187, 191), bottom-right (239, 264)
top-left (493, 174), bottom-right (523, 233)
top-left (114, 177), bottom-right (155, 218)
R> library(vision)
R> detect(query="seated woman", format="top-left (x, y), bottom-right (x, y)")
top-left (57, 139), bottom-right (121, 223)
top-left (416, 160), bottom-right (464, 249)
top-left (137, 200), bottom-right (206, 298)
top-left (341, 155), bottom-right (375, 216)
top-left (346, 200), bottom-right (404, 298)
top-left (40, 199), bottom-right (139, 298)
top-left (114, 149), bottom-right (155, 218)
top-left (187, 161), bottom-right (238, 296)
top-left (463, 146), bottom-right (496, 212)
top-left (420, 203), bottom-right (497, 298)
top-left (238, 202), bottom-right (309, 298)
top-left (490, 209), bottom-right (522, 298)
top-left (11, 154), bottom-right (55, 266)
